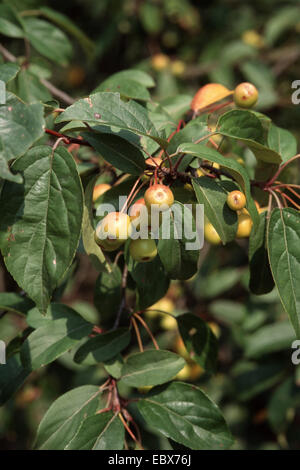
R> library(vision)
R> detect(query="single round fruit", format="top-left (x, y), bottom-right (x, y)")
top-left (129, 198), bottom-right (150, 229)
top-left (227, 190), bottom-right (247, 211)
top-left (144, 184), bottom-right (174, 212)
top-left (234, 82), bottom-right (258, 108)
top-left (151, 53), bottom-right (170, 71)
top-left (204, 222), bottom-right (221, 245)
top-left (236, 213), bottom-right (253, 238)
top-left (175, 364), bottom-right (191, 381)
top-left (95, 235), bottom-right (123, 252)
top-left (160, 314), bottom-right (177, 330)
top-left (96, 212), bottom-right (132, 244)
top-left (145, 156), bottom-right (163, 168)
top-left (171, 60), bottom-right (185, 76)
top-left (129, 238), bottom-right (157, 263)
top-left (242, 30), bottom-right (264, 49)
top-left (93, 183), bottom-right (111, 202)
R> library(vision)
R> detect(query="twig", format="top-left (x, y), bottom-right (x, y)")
top-left (267, 154), bottom-right (300, 187)
top-left (113, 265), bottom-right (128, 330)
top-left (118, 413), bottom-right (144, 450)
top-left (269, 188), bottom-right (283, 209)
top-left (131, 316), bottom-right (144, 352)
top-left (45, 129), bottom-right (91, 147)
top-left (40, 78), bottom-right (75, 105)
top-left (133, 313), bottom-right (160, 350)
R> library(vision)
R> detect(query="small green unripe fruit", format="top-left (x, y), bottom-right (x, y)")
top-left (95, 236), bottom-right (123, 252)
top-left (227, 190), bottom-right (246, 211)
top-left (234, 82), bottom-right (258, 108)
top-left (129, 238), bottom-right (157, 262)
top-left (144, 184), bottom-right (174, 212)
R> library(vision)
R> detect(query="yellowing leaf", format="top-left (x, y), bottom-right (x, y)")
top-left (191, 83), bottom-right (233, 112)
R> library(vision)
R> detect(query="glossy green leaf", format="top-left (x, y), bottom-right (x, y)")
top-left (26, 302), bottom-right (82, 329)
top-left (94, 71), bottom-right (151, 101)
top-left (217, 110), bottom-right (282, 164)
top-left (56, 92), bottom-right (167, 147)
top-left (192, 177), bottom-right (238, 243)
top-left (268, 377), bottom-right (300, 433)
top-left (178, 143), bottom-right (259, 228)
top-left (35, 385), bottom-right (102, 450)
top-left (265, 6), bottom-right (300, 45)
top-left (66, 412), bottom-right (124, 450)
top-left (128, 255), bottom-right (170, 310)
top-left (160, 95), bottom-right (193, 121)
top-left (0, 4), bottom-right (25, 38)
top-left (21, 308), bottom-right (93, 370)
top-left (138, 382), bottom-right (233, 450)
top-left (83, 132), bottom-right (146, 174)
top-left (167, 117), bottom-right (209, 157)
top-left (94, 263), bottom-right (122, 322)
top-left (0, 138), bottom-right (22, 183)
top-left (0, 63), bottom-right (20, 83)
top-left (16, 69), bottom-right (51, 104)
top-left (0, 92), bottom-right (44, 161)
top-left (267, 208), bottom-right (300, 338)
top-left (119, 350), bottom-right (185, 387)
top-left (74, 328), bottom-right (131, 365)
top-left (24, 18), bottom-right (72, 66)
top-left (82, 176), bottom-right (110, 272)
top-left (249, 211), bottom-right (274, 295)
top-left (245, 321), bottom-right (296, 359)
top-left (39, 6), bottom-right (94, 58)
top-left (267, 124), bottom-right (297, 163)
top-left (0, 292), bottom-right (34, 316)
top-left (0, 146), bottom-right (84, 313)
top-left (233, 362), bottom-right (285, 401)
top-left (177, 313), bottom-right (218, 373)
top-left (157, 202), bottom-right (200, 280)
top-left (0, 354), bottom-right (31, 406)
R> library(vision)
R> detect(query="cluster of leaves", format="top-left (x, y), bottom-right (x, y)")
top-left (0, 0), bottom-right (300, 451)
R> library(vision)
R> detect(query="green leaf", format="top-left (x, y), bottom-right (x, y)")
top-left (217, 110), bottom-right (282, 164)
top-left (138, 382), bottom-right (233, 450)
top-left (157, 202), bottom-right (200, 280)
top-left (268, 377), bottom-right (300, 433)
top-left (0, 92), bottom-right (44, 161)
top-left (0, 4), bottom-right (25, 38)
top-left (35, 385), bottom-right (102, 450)
top-left (194, 268), bottom-right (242, 300)
top-left (56, 92), bottom-right (167, 148)
top-left (265, 6), bottom-right (300, 45)
top-left (245, 321), bottom-right (296, 359)
top-left (66, 412), bottom-right (124, 450)
top-left (82, 176), bottom-right (110, 273)
top-left (0, 354), bottom-right (30, 406)
top-left (83, 132), bottom-right (146, 175)
top-left (192, 177), bottom-right (238, 243)
top-left (209, 300), bottom-right (246, 325)
top-left (119, 350), bottom-right (185, 387)
top-left (233, 362), bottom-right (285, 401)
top-left (0, 292), bottom-right (34, 316)
top-left (0, 146), bottom-right (84, 313)
top-left (267, 208), bottom-right (300, 338)
top-left (21, 306), bottom-right (93, 370)
top-left (94, 71), bottom-right (151, 101)
top-left (16, 69), bottom-right (51, 104)
top-left (267, 124), bottom-right (297, 163)
top-left (167, 117), bottom-right (209, 157)
top-left (24, 18), bottom-right (72, 66)
top-left (178, 143), bottom-right (260, 228)
top-left (249, 211), bottom-right (274, 295)
top-left (160, 94), bottom-right (192, 121)
top-left (0, 63), bottom-right (20, 83)
top-left (74, 328), bottom-right (131, 365)
top-left (0, 137), bottom-right (23, 183)
top-left (94, 263), bottom-right (122, 322)
top-left (177, 313), bottom-right (218, 373)
top-left (128, 255), bottom-right (170, 310)
top-left (39, 6), bottom-right (94, 58)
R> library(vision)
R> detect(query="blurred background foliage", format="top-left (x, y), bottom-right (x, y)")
top-left (1, 0), bottom-right (300, 450)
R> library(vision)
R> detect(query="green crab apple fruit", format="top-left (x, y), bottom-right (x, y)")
top-left (95, 212), bottom-right (132, 246)
top-left (144, 184), bottom-right (174, 212)
top-left (233, 82), bottom-right (258, 108)
top-left (129, 238), bottom-right (158, 262)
